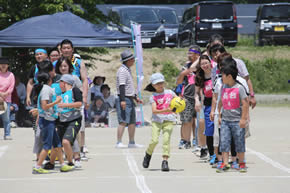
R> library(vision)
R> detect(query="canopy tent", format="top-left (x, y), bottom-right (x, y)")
top-left (0, 11), bottom-right (131, 47)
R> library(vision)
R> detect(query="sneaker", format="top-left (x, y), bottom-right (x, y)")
top-left (192, 139), bottom-right (197, 147)
top-left (209, 154), bottom-right (216, 165)
top-left (60, 164), bottom-right (74, 172)
top-left (74, 160), bottom-right (82, 168)
top-left (32, 167), bottom-right (50, 174)
top-left (200, 148), bottom-right (208, 160)
top-left (239, 162), bottom-right (247, 173)
top-left (231, 161), bottom-right (239, 170)
top-left (10, 121), bottom-right (17, 128)
top-left (43, 162), bottom-right (55, 170)
top-left (192, 146), bottom-right (201, 153)
top-left (80, 152), bottom-right (88, 161)
top-left (161, 160), bottom-right (170, 172)
top-left (4, 136), bottom-right (12, 140)
top-left (178, 139), bottom-right (185, 149)
top-left (115, 142), bottom-right (127, 149)
top-left (128, 143), bottom-right (143, 148)
top-left (216, 163), bottom-right (230, 173)
top-left (83, 146), bottom-right (89, 153)
top-left (212, 161), bottom-right (222, 168)
top-left (142, 153), bottom-right (152, 168)
top-left (184, 141), bottom-right (191, 149)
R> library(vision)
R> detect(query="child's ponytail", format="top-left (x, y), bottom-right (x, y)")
top-left (34, 72), bottom-right (50, 97)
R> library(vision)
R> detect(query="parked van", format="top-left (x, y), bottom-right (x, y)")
top-left (153, 6), bottom-right (179, 47)
top-left (107, 6), bottom-right (166, 48)
top-left (254, 3), bottom-right (290, 46)
top-left (178, 1), bottom-right (238, 47)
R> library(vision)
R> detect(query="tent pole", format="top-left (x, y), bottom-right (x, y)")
top-left (0, 48), bottom-right (2, 56)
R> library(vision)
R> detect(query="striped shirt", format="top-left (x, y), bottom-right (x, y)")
top-left (116, 64), bottom-right (135, 96)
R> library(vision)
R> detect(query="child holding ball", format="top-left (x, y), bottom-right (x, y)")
top-left (142, 73), bottom-right (177, 172)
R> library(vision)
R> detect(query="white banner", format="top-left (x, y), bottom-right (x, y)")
top-left (132, 24), bottom-right (144, 94)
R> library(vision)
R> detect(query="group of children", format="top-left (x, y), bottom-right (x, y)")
top-left (142, 34), bottom-right (254, 173)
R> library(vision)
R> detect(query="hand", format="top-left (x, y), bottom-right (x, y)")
top-left (218, 116), bottom-right (222, 126)
top-left (249, 96), bottom-right (256, 109)
top-left (210, 111), bottom-right (214, 122)
top-left (58, 103), bottom-right (65, 108)
top-left (120, 101), bottom-right (126, 110)
top-left (10, 106), bottom-right (15, 111)
top-left (29, 108), bottom-right (38, 117)
top-left (136, 97), bottom-right (143, 104)
top-left (26, 98), bottom-right (31, 107)
top-left (239, 118), bottom-right (246, 129)
top-left (55, 96), bottom-right (62, 103)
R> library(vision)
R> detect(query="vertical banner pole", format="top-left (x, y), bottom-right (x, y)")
top-left (131, 22), bottom-right (145, 126)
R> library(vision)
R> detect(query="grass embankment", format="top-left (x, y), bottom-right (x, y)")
top-left (86, 37), bottom-right (290, 94)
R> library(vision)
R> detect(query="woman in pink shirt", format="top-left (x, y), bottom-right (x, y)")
top-left (0, 57), bottom-right (15, 140)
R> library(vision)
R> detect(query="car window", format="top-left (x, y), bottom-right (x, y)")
top-left (200, 4), bottom-right (233, 20)
top-left (120, 8), bottom-right (159, 27)
top-left (157, 9), bottom-right (178, 24)
top-left (261, 5), bottom-right (290, 20)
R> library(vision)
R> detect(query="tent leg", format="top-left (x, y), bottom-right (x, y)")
top-left (0, 48), bottom-right (2, 56)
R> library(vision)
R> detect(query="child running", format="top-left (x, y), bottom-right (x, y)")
top-left (143, 73), bottom-right (176, 172)
top-left (217, 58), bottom-right (249, 173)
top-left (32, 72), bottom-right (74, 174)
top-left (57, 74), bottom-right (83, 167)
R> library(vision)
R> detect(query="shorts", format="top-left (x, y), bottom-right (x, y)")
top-left (219, 120), bottom-right (245, 153)
top-left (116, 97), bottom-right (136, 125)
top-left (57, 117), bottom-right (82, 145)
top-left (180, 98), bottom-right (196, 123)
top-left (38, 117), bottom-right (61, 150)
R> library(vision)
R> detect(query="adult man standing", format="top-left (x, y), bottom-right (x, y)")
top-left (26, 49), bottom-right (48, 107)
top-left (115, 49), bottom-right (143, 148)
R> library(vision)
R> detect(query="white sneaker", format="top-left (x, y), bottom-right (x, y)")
top-left (115, 142), bottom-right (127, 149)
top-left (74, 160), bottom-right (82, 168)
top-left (10, 121), bottom-right (17, 128)
top-left (128, 143), bottom-right (144, 148)
top-left (83, 146), bottom-right (89, 153)
top-left (80, 152), bottom-right (88, 161)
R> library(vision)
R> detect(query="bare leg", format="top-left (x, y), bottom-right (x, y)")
top-left (36, 149), bottom-right (49, 167)
top-left (182, 121), bottom-right (192, 142)
top-left (117, 123), bottom-right (126, 142)
top-left (128, 123), bottom-right (136, 142)
top-left (198, 118), bottom-right (206, 147)
top-left (62, 139), bottom-right (73, 163)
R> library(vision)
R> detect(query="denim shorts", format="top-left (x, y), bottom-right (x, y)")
top-left (39, 117), bottom-right (61, 150)
top-left (219, 120), bottom-right (245, 153)
top-left (116, 97), bottom-right (136, 125)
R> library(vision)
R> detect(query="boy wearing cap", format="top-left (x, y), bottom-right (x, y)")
top-left (57, 74), bottom-right (83, 166)
top-left (115, 49), bottom-right (143, 148)
top-left (0, 57), bottom-right (15, 140)
top-left (143, 73), bottom-right (176, 171)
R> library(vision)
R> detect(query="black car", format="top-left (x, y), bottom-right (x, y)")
top-left (178, 1), bottom-right (238, 47)
top-left (153, 6), bottom-right (179, 47)
top-left (107, 6), bottom-right (166, 48)
top-left (254, 3), bottom-right (290, 46)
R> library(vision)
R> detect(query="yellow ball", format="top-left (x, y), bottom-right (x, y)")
top-left (170, 97), bottom-right (186, 113)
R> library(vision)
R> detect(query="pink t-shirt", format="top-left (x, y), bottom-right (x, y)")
top-left (203, 79), bottom-right (213, 98)
top-left (0, 71), bottom-right (15, 102)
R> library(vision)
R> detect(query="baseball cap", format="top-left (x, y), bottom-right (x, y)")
top-left (58, 74), bottom-right (74, 85)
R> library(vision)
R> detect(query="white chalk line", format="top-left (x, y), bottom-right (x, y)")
top-left (123, 149), bottom-right (152, 193)
top-left (247, 147), bottom-right (290, 174)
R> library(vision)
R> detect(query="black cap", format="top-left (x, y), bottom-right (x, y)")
top-left (0, 57), bottom-right (9, 65)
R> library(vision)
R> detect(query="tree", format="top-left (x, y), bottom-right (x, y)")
top-left (0, 0), bottom-right (108, 82)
